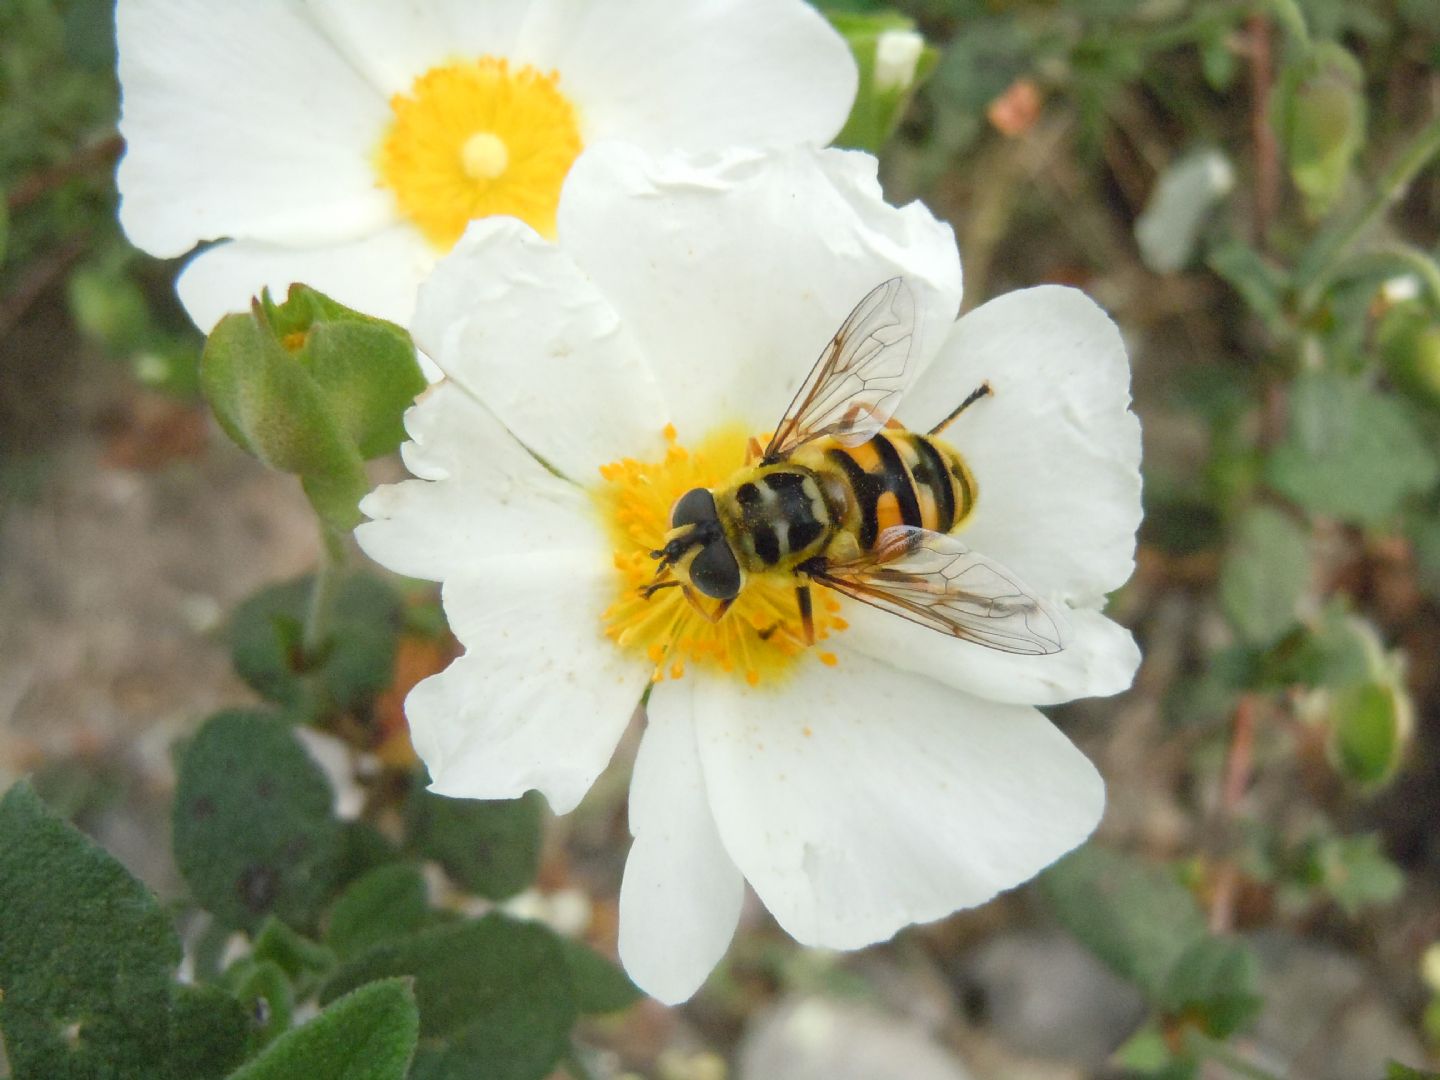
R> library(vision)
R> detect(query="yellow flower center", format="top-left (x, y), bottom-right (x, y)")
top-left (376, 57), bottom-right (583, 248)
top-left (596, 425), bottom-right (847, 687)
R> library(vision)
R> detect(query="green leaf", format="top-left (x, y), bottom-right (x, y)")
top-left (201, 308), bottom-right (369, 535)
top-left (1040, 844), bottom-right (1207, 997)
top-left (173, 711), bottom-right (345, 931)
top-left (326, 864), bottom-right (431, 960)
top-left (1409, 511), bottom-right (1440, 599)
top-left (1387, 1063), bottom-right (1440, 1080)
top-left (229, 978), bottom-right (420, 1080)
top-left (0, 781), bottom-right (246, 1079)
top-left (1305, 832), bottom-right (1404, 916)
top-left (1219, 505), bottom-right (1311, 646)
top-left (322, 915), bottom-right (577, 1080)
top-left (1207, 239), bottom-right (1292, 335)
top-left (1042, 845), bottom-right (1261, 1036)
top-left (828, 11), bottom-right (939, 153)
top-left (222, 959), bottom-right (295, 1050)
top-left (251, 918), bottom-right (339, 997)
top-left (67, 262), bottom-right (153, 354)
top-left (1330, 680), bottom-right (1409, 785)
top-left (1158, 937), bottom-right (1262, 1037)
top-left (168, 983), bottom-right (253, 1080)
top-left (228, 573), bottom-right (404, 721)
top-left (1266, 373), bottom-right (1439, 523)
top-left (560, 940), bottom-right (642, 1015)
top-left (406, 782), bottom-right (543, 901)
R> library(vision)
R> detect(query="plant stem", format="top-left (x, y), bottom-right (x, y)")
top-left (302, 534), bottom-right (344, 663)
top-left (1184, 1030), bottom-right (1287, 1080)
top-left (1296, 115), bottom-right (1440, 313)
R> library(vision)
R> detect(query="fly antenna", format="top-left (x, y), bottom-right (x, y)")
top-left (928, 381), bottom-right (992, 437)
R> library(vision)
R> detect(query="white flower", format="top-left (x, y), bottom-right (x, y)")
top-left (356, 143), bottom-right (1143, 1004)
top-left (115, 0), bottom-right (857, 335)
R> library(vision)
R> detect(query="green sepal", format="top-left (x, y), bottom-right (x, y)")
top-left (828, 10), bottom-right (939, 153)
top-left (321, 915), bottom-right (577, 1080)
top-left (172, 710), bottom-right (345, 932)
top-left (227, 978), bottom-right (420, 1080)
top-left (201, 308), bottom-right (369, 534)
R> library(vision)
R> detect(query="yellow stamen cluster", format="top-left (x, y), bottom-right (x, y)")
top-left (595, 425), bottom-right (847, 687)
top-left (376, 57), bottom-right (583, 248)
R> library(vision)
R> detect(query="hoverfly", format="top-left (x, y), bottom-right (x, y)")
top-left (645, 277), bottom-right (1066, 656)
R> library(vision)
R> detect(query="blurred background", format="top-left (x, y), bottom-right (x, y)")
top-left (3, 0), bottom-right (1439, 1077)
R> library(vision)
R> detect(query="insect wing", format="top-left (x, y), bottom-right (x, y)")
top-left (763, 278), bottom-right (917, 461)
top-left (815, 527), bottom-right (1068, 655)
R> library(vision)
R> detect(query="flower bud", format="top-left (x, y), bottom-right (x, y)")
top-left (1379, 301), bottom-right (1440, 410)
top-left (827, 13), bottom-right (938, 153)
top-left (200, 284), bottom-right (425, 535)
top-left (1273, 43), bottom-right (1366, 218)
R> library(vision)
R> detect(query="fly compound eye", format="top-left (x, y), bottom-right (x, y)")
top-left (671, 487), bottom-right (718, 529)
top-left (689, 539), bottom-right (741, 600)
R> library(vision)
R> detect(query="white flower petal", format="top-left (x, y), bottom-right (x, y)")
top-left (523, 0), bottom-right (856, 150)
top-left (409, 549), bottom-right (648, 815)
top-left (693, 655), bottom-right (1103, 949)
top-left (619, 680), bottom-right (744, 1004)
top-left (176, 227), bottom-right (434, 334)
top-left (835, 601), bottom-right (1140, 706)
top-left (558, 144), bottom-right (963, 440)
top-left (413, 219), bottom-right (669, 481)
top-left (296, 0), bottom-right (534, 96)
top-left (903, 287), bottom-right (1141, 606)
top-left (116, 0), bottom-right (395, 257)
top-left (356, 382), bottom-right (590, 582)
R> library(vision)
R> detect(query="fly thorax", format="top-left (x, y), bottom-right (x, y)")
top-left (719, 466), bottom-right (833, 571)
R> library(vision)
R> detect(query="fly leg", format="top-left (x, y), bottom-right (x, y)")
top-left (681, 584), bottom-right (734, 624)
top-left (795, 581), bottom-right (815, 646)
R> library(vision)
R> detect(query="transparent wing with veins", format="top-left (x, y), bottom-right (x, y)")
top-left (813, 527), bottom-right (1068, 655)
top-left (763, 277), bottom-right (917, 462)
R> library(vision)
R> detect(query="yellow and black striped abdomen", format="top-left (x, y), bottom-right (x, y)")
top-left (795, 430), bottom-right (977, 552)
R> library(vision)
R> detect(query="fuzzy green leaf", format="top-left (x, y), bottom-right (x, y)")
top-left (228, 573), bottom-right (404, 721)
top-left (228, 979), bottom-right (419, 1080)
top-left (1158, 937), bottom-right (1262, 1037)
top-left (1219, 505), bottom-right (1311, 646)
top-left (1266, 373), bottom-right (1439, 523)
top-left (1040, 844), bottom-right (1208, 997)
top-left (0, 780), bottom-right (179, 1076)
top-left (326, 864), bottom-right (431, 960)
top-left (321, 915), bottom-right (576, 1080)
top-left (173, 711), bottom-right (345, 931)
top-left (222, 959), bottom-right (295, 1050)
top-left (560, 940), bottom-right (642, 1015)
top-left (406, 782), bottom-right (543, 901)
